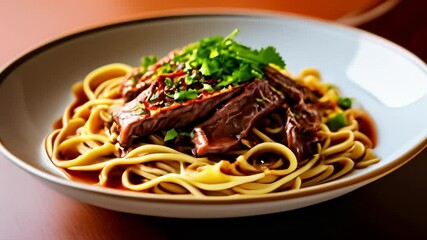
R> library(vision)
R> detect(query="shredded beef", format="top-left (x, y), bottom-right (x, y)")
top-left (264, 66), bottom-right (322, 161)
top-left (192, 79), bottom-right (280, 156)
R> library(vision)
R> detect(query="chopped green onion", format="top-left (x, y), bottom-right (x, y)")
top-left (338, 97), bottom-right (353, 110)
top-left (185, 71), bottom-right (198, 85)
top-left (172, 89), bottom-right (199, 101)
top-left (202, 83), bottom-right (214, 92)
top-left (326, 113), bottom-right (348, 132)
top-left (136, 102), bottom-right (147, 115)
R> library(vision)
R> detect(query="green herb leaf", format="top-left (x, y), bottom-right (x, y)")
top-left (149, 92), bottom-right (159, 102)
top-left (235, 46), bottom-right (285, 68)
top-left (209, 48), bottom-right (219, 58)
top-left (185, 71), bottom-right (199, 85)
top-left (141, 56), bottom-right (158, 70)
top-left (172, 89), bottom-right (199, 101)
top-left (164, 77), bottom-right (174, 88)
top-left (200, 59), bottom-right (212, 76)
top-left (136, 102), bottom-right (147, 115)
top-left (231, 63), bottom-right (253, 83)
top-left (164, 129), bottom-right (178, 141)
top-left (202, 83), bottom-right (214, 92)
top-left (216, 75), bottom-right (235, 88)
top-left (156, 63), bottom-right (172, 76)
top-left (326, 113), bottom-right (348, 132)
top-left (258, 46), bottom-right (286, 68)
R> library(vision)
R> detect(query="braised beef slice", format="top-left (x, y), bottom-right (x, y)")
top-left (192, 79), bottom-right (280, 156)
top-left (112, 80), bottom-right (245, 147)
top-left (264, 66), bottom-right (319, 105)
top-left (264, 66), bottom-right (322, 161)
top-left (282, 106), bottom-right (321, 161)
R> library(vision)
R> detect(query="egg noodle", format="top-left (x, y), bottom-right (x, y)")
top-left (45, 63), bottom-right (380, 197)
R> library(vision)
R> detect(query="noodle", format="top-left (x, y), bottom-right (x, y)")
top-left (45, 62), bottom-right (380, 197)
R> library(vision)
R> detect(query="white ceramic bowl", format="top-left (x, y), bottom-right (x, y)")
top-left (1, 12), bottom-right (427, 218)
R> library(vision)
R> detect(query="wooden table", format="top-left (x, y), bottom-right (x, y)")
top-left (1, 0), bottom-right (426, 239)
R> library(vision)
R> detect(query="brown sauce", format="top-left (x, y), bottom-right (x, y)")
top-left (355, 110), bottom-right (378, 147)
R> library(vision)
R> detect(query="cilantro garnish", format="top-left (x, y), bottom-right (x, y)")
top-left (149, 92), bottom-right (159, 102)
top-left (164, 77), bottom-right (174, 88)
top-left (164, 128), bottom-right (194, 141)
top-left (141, 56), bottom-right (158, 70)
top-left (139, 29), bottom-right (287, 104)
top-left (135, 102), bottom-right (147, 115)
top-left (164, 129), bottom-right (178, 141)
top-left (202, 83), bottom-right (214, 92)
top-left (171, 89), bottom-right (199, 101)
top-left (155, 63), bottom-right (173, 77)
top-left (185, 71), bottom-right (200, 85)
top-left (173, 29), bottom-right (286, 89)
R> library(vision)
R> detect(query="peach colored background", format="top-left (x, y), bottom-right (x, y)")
top-left (1, 0), bottom-right (426, 239)
top-left (0, 0), bottom-right (391, 67)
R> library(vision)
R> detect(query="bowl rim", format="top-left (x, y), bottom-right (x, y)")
top-left (1, 10), bottom-right (427, 204)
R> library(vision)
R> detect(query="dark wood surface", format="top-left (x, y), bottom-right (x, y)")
top-left (360, 0), bottom-right (427, 63)
top-left (1, 0), bottom-right (426, 239)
